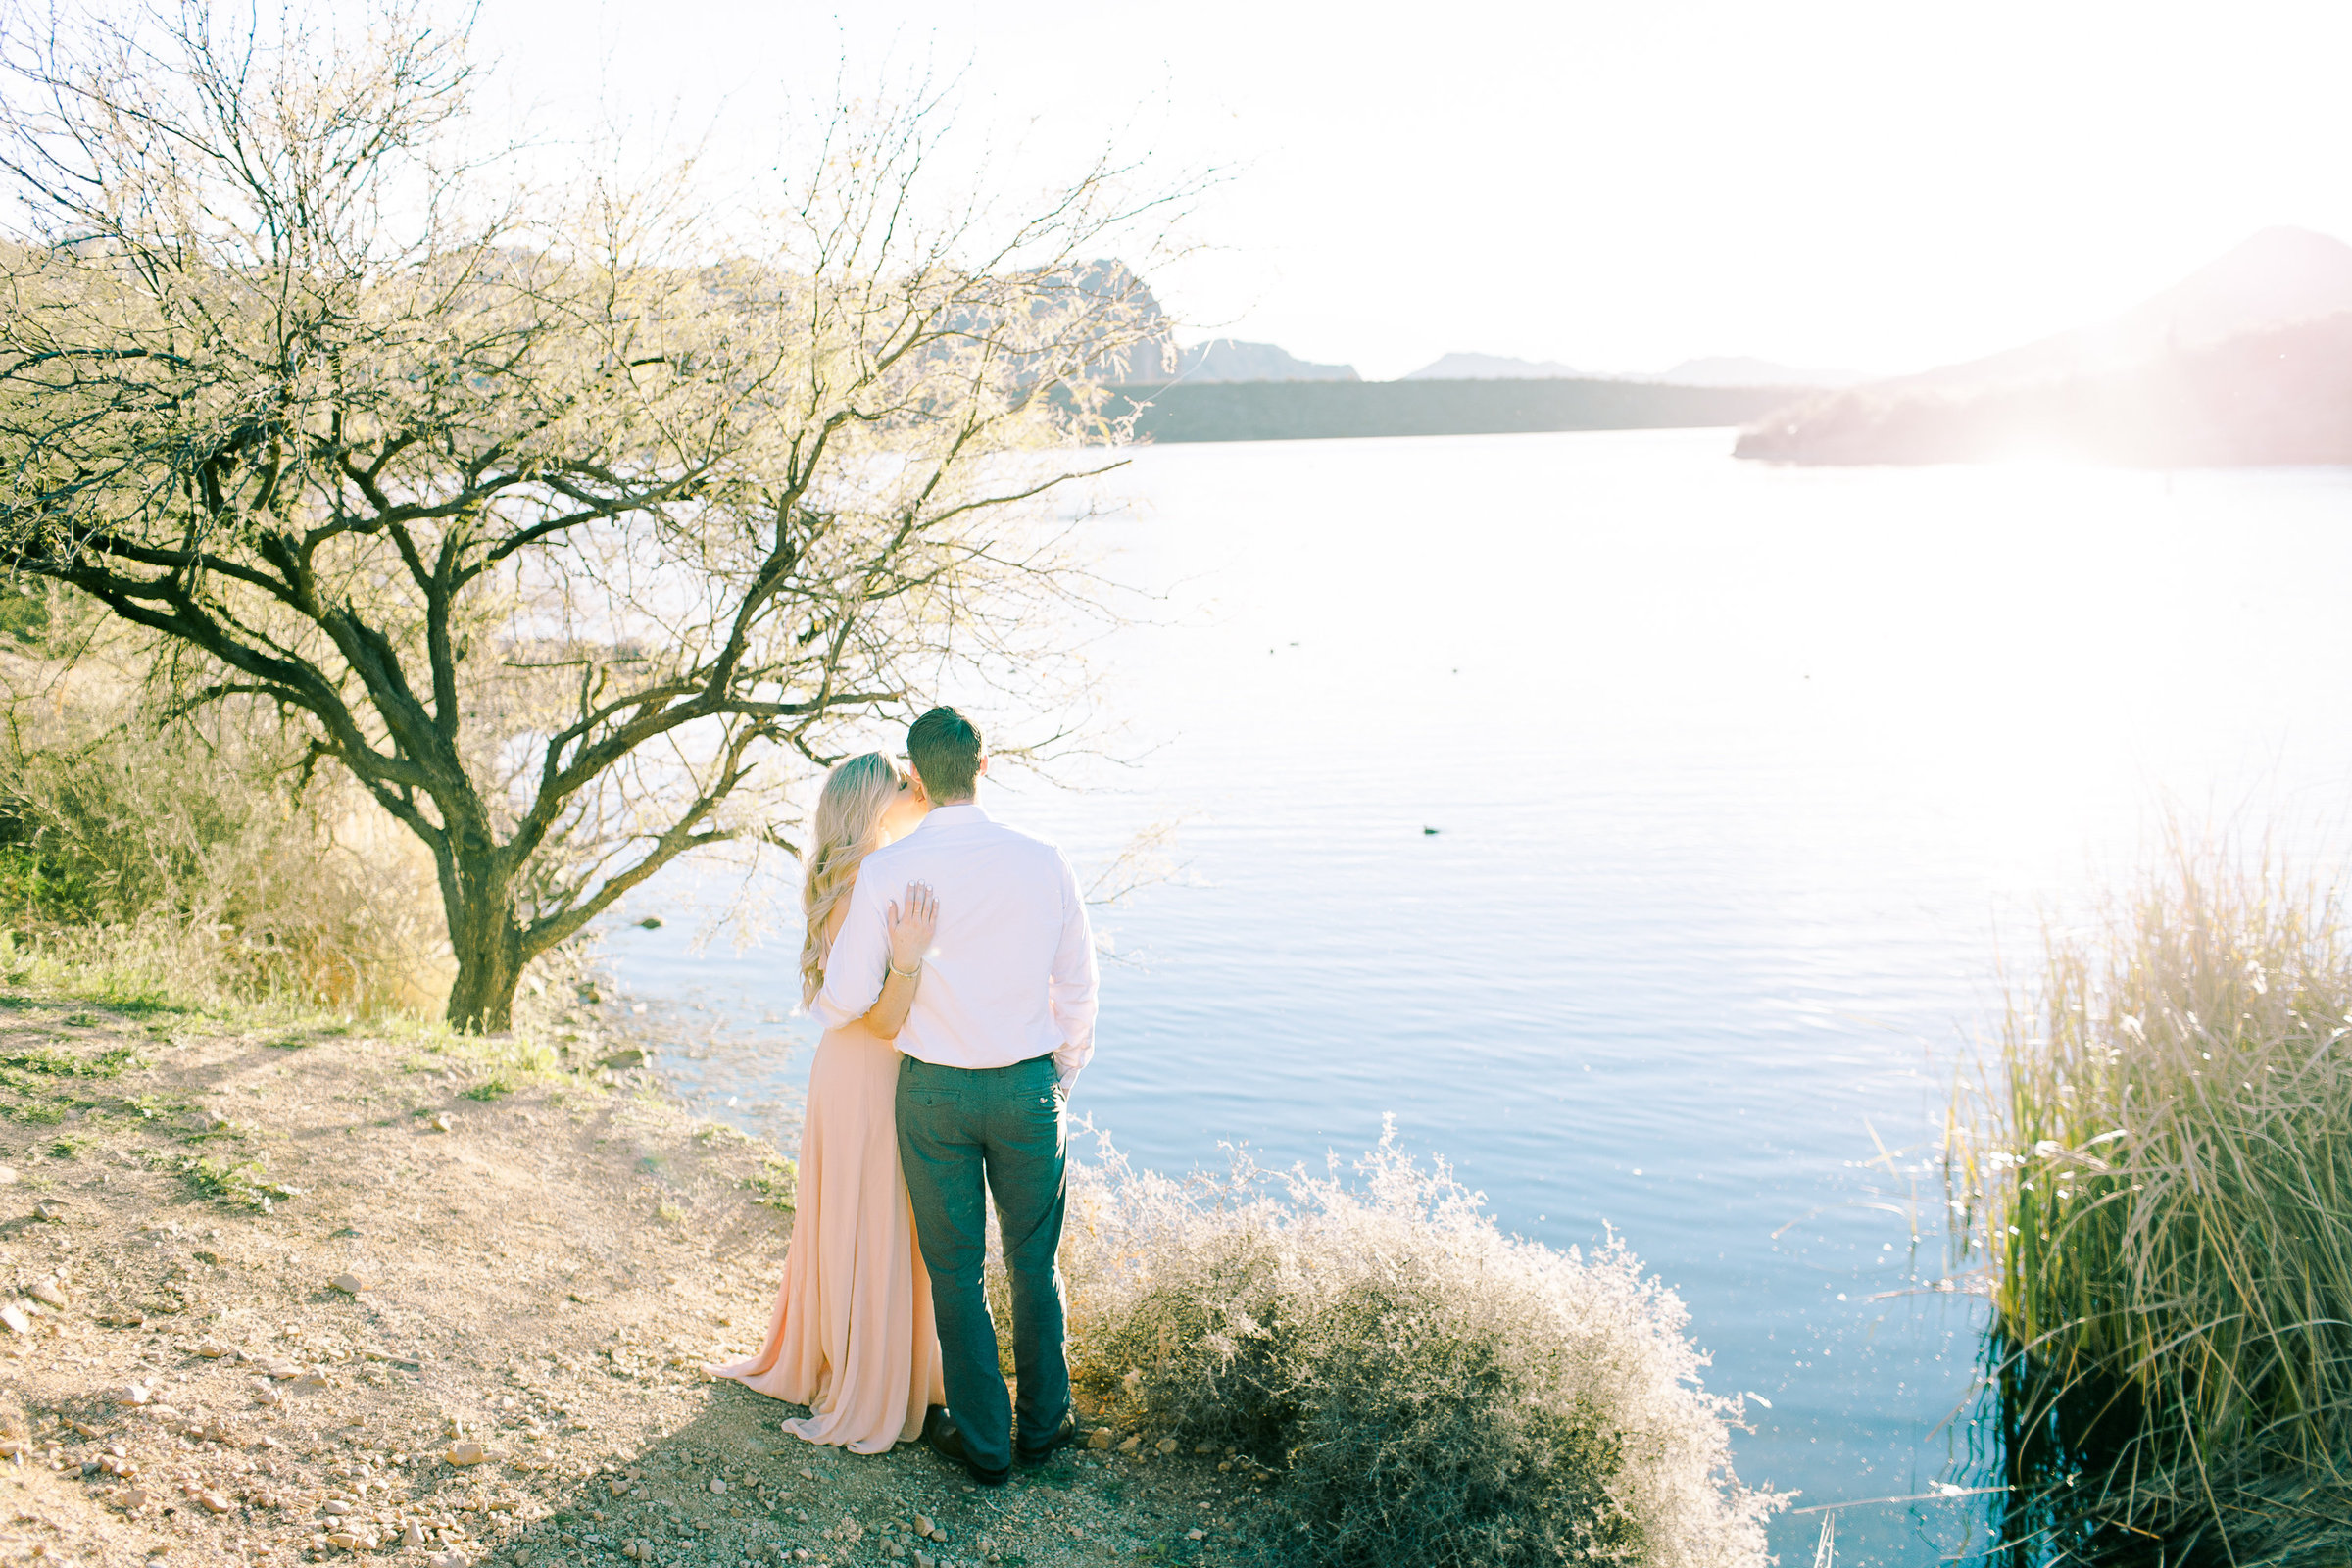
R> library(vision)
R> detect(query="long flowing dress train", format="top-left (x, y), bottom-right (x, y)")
top-left (710, 1020), bottom-right (944, 1452)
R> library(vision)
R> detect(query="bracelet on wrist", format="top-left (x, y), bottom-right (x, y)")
top-left (888, 957), bottom-right (922, 980)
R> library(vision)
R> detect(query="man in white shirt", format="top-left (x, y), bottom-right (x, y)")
top-left (814, 706), bottom-right (1099, 1484)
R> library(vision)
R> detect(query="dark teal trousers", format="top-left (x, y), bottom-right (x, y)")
top-left (896, 1053), bottom-right (1070, 1472)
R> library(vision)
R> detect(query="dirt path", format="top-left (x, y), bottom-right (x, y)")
top-left (0, 991), bottom-right (1256, 1568)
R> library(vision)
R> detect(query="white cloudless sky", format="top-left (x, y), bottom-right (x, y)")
top-left (460, 0), bottom-right (2352, 380)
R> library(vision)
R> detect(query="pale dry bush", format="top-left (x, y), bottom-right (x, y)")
top-left (1057, 1121), bottom-right (1777, 1568)
top-left (0, 686), bottom-right (451, 1015)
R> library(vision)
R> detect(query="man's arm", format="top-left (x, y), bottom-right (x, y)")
top-left (1047, 851), bottom-right (1101, 1089)
top-left (812, 872), bottom-right (891, 1029)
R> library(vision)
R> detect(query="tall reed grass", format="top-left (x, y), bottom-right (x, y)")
top-left (1058, 1122), bottom-right (1777, 1568)
top-left (1951, 838), bottom-right (2352, 1564)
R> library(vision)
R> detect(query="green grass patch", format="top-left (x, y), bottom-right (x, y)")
top-left (47, 1134), bottom-right (87, 1158)
top-left (745, 1155), bottom-right (797, 1211)
top-left (0, 939), bottom-right (195, 1016)
top-left (0, 1042), bottom-right (142, 1078)
top-left (160, 1152), bottom-right (299, 1212)
top-left (269, 1019), bottom-right (357, 1050)
top-left (0, 932), bottom-right (408, 1027)
top-left (413, 1026), bottom-right (581, 1097)
top-left (89, 991), bottom-right (185, 1017)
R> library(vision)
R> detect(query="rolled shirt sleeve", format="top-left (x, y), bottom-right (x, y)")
top-left (810, 873), bottom-right (890, 1031)
top-left (1048, 851), bottom-right (1101, 1088)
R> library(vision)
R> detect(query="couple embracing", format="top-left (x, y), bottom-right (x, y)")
top-left (711, 707), bottom-right (1098, 1485)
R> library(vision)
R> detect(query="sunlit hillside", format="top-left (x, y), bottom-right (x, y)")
top-left (1738, 227), bottom-right (2352, 466)
top-left (1738, 310), bottom-right (2352, 466)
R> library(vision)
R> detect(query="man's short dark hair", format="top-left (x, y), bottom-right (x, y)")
top-left (906, 706), bottom-right (984, 801)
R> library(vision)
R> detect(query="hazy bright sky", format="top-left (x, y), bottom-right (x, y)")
top-left (464, 0), bottom-right (2352, 380)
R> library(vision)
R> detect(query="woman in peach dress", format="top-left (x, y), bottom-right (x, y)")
top-left (711, 752), bottom-right (946, 1452)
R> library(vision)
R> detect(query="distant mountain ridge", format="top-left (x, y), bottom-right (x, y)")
top-left (1102, 339), bottom-right (1824, 444)
top-left (1739, 311), bottom-right (2352, 467)
top-left (1902, 225), bottom-right (2352, 392)
top-left (1173, 339), bottom-right (1358, 382)
top-left (1738, 226), bottom-right (2352, 466)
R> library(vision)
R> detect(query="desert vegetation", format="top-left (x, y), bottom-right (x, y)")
top-left (1951, 838), bottom-right (2352, 1565)
top-left (0, 612), bottom-right (450, 1016)
top-left (1057, 1122), bottom-right (1777, 1568)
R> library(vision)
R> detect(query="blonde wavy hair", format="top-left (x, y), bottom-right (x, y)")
top-left (799, 752), bottom-right (902, 1005)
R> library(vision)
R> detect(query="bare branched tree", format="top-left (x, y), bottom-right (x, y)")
top-left (0, 2), bottom-right (1191, 1028)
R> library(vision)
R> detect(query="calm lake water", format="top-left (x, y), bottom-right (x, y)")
top-left (606, 429), bottom-right (2352, 1566)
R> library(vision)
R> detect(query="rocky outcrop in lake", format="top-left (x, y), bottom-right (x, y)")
top-left (1738, 226), bottom-right (2352, 466)
top-left (1738, 312), bottom-right (2352, 466)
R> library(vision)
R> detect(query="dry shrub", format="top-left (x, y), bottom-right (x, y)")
top-left (0, 681), bottom-right (450, 1016)
top-left (1952, 833), bottom-right (2352, 1564)
top-left (1060, 1121), bottom-right (1777, 1568)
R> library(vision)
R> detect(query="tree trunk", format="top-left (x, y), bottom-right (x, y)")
top-left (443, 858), bottom-right (526, 1033)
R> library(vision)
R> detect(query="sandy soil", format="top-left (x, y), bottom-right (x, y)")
top-left (0, 990), bottom-right (1261, 1568)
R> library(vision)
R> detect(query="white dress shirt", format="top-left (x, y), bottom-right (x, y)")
top-left (813, 803), bottom-right (1100, 1087)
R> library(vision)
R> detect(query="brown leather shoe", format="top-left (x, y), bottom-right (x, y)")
top-left (922, 1405), bottom-right (1008, 1487)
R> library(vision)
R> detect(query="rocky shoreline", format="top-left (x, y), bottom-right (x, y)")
top-left (0, 988), bottom-right (1259, 1568)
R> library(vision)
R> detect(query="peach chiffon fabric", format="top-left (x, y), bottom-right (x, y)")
top-left (710, 1020), bottom-right (945, 1452)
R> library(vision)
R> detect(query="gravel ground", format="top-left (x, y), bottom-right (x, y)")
top-left (0, 990), bottom-right (1268, 1568)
